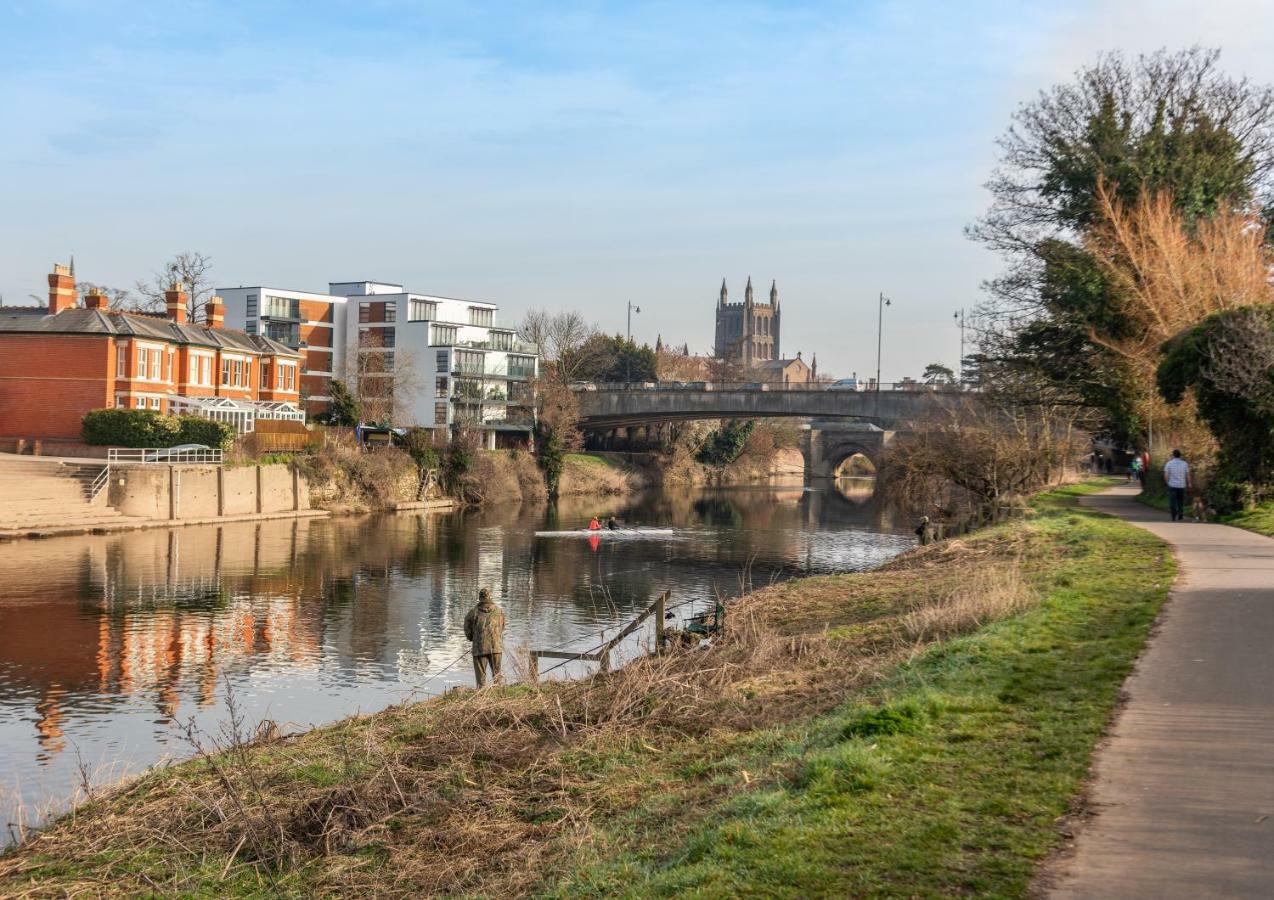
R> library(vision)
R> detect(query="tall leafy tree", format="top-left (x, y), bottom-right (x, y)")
top-left (971, 48), bottom-right (1274, 438)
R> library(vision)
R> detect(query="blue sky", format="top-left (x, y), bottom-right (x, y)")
top-left (3, 0), bottom-right (1272, 378)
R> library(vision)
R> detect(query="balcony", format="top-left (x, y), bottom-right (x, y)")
top-left (451, 337), bottom-right (539, 354)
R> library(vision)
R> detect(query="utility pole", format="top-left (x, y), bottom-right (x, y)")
top-left (626, 301), bottom-right (641, 384)
top-left (953, 308), bottom-right (966, 386)
top-left (876, 292), bottom-right (891, 394)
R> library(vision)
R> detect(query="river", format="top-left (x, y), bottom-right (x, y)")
top-left (0, 479), bottom-right (910, 840)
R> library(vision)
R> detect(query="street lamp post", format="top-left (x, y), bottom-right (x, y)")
top-left (953, 308), bottom-right (966, 386)
top-left (875, 292), bottom-right (891, 394)
top-left (626, 301), bottom-right (641, 384)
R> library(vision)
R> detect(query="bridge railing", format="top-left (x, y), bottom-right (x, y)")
top-left (573, 381), bottom-right (975, 393)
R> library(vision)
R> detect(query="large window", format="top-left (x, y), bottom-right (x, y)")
top-left (435, 376), bottom-right (449, 398)
top-left (262, 295), bottom-right (300, 319)
top-left (410, 299), bottom-right (438, 321)
top-left (246, 294), bottom-right (258, 319)
top-left (454, 350), bottom-right (484, 374)
top-left (434, 402), bottom-right (448, 425)
top-left (137, 348), bottom-right (148, 379)
top-left (436, 350), bottom-right (448, 371)
top-left (116, 344), bottom-right (126, 378)
top-left (430, 324), bottom-right (458, 346)
top-left (359, 301), bottom-right (371, 324)
top-left (468, 306), bottom-right (494, 327)
top-left (488, 330), bottom-right (514, 351)
top-left (384, 304), bottom-right (396, 323)
top-left (381, 327), bottom-right (396, 348)
top-left (508, 355), bottom-right (536, 378)
top-left (265, 321), bottom-right (300, 346)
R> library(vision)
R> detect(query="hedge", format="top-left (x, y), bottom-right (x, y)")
top-left (82, 409), bottom-right (236, 450)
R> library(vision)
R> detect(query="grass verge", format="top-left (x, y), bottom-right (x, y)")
top-left (0, 480), bottom-right (1172, 897)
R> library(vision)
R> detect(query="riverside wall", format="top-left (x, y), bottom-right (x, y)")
top-left (108, 463), bottom-right (310, 520)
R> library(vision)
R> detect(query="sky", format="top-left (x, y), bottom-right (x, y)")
top-left (3, 0), bottom-right (1274, 380)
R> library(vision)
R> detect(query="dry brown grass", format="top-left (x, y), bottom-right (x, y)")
top-left (0, 524), bottom-right (1047, 898)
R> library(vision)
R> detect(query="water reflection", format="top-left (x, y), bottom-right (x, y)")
top-left (0, 482), bottom-right (911, 835)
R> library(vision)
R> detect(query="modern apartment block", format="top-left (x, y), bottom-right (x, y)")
top-left (218, 279), bottom-right (537, 446)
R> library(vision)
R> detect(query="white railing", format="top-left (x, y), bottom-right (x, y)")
top-left (89, 465), bottom-right (110, 502)
top-left (107, 448), bottom-right (224, 465)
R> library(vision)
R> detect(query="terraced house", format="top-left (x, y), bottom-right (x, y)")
top-left (0, 264), bottom-right (304, 442)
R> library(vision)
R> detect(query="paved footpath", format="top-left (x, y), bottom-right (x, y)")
top-left (1050, 485), bottom-right (1274, 898)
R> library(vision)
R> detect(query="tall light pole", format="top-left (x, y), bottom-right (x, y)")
top-left (876, 292), bottom-right (891, 394)
top-left (626, 301), bottom-right (641, 384)
top-left (953, 308), bottom-right (966, 386)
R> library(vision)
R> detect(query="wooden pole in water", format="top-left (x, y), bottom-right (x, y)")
top-left (655, 592), bottom-right (667, 653)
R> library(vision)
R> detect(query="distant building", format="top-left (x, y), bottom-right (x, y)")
top-left (755, 352), bottom-right (817, 387)
top-left (218, 280), bottom-right (537, 447)
top-left (714, 277), bottom-right (780, 365)
top-left (0, 265), bottom-right (302, 441)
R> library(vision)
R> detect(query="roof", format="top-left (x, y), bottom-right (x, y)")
top-left (755, 357), bottom-right (808, 372)
top-left (0, 308), bottom-right (301, 357)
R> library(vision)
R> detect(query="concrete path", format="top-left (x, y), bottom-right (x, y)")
top-left (1049, 485), bottom-right (1274, 899)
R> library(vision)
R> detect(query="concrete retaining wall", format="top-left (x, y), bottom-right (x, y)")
top-left (109, 463), bottom-right (310, 521)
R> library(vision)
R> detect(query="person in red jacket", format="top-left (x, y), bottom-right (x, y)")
top-left (588, 516), bottom-right (601, 531)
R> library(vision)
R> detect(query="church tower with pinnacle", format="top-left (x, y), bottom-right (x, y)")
top-left (713, 276), bottom-right (780, 366)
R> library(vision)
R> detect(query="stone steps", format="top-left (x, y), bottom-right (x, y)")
top-left (0, 456), bottom-right (116, 528)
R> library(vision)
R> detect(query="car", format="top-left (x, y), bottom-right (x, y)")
top-left (827, 378), bottom-right (861, 391)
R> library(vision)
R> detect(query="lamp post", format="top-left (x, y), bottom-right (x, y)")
top-left (953, 308), bottom-right (966, 386)
top-left (875, 292), bottom-right (891, 394)
top-left (626, 301), bottom-right (641, 384)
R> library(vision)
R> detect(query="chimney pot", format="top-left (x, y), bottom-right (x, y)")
top-left (165, 285), bottom-right (189, 324)
top-left (205, 295), bottom-right (225, 329)
top-left (47, 263), bottom-right (76, 314)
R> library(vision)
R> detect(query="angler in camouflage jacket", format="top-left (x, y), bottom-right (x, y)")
top-left (464, 588), bottom-right (506, 687)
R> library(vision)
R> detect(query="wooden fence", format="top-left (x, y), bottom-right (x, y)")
top-left (529, 590), bottom-right (669, 680)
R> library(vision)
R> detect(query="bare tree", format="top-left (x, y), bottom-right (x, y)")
top-left (133, 252), bottom-right (215, 322)
top-left (77, 282), bottom-right (135, 308)
top-left (340, 336), bottom-right (425, 425)
top-left (519, 309), bottom-right (604, 384)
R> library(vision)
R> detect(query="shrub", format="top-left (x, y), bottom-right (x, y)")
top-left (82, 409), bottom-right (235, 449)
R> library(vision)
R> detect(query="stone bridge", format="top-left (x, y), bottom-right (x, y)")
top-left (575, 385), bottom-right (973, 479)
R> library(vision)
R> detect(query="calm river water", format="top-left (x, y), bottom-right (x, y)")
top-left (0, 480), bottom-right (910, 838)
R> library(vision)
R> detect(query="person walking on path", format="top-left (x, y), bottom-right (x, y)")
top-left (1163, 449), bottom-right (1191, 522)
top-left (1128, 454), bottom-right (1142, 484)
top-left (464, 588), bottom-right (506, 688)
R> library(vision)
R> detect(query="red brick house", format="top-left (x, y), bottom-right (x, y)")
top-left (0, 264), bottom-right (303, 441)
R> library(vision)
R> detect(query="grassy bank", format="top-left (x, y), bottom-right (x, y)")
top-left (0, 480), bottom-right (1172, 897)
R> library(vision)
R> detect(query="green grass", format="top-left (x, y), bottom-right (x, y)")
top-left (545, 481), bottom-right (1173, 897)
top-left (1223, 502), bottom-right (1274, 538)
top-left (565, 452), bottom-right (625, 470)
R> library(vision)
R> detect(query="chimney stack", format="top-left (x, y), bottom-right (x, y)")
top-left (205, 295), bottom-right (224, 329)
top-left (84, 289), bottom-right (108, 310)
top-left (165, 283), bottom-right (188, 323)
top-left (48, 263), bottom-right (75, 314)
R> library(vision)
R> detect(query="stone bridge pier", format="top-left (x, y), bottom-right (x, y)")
top-left (803, 421), bottom-right (895, 480)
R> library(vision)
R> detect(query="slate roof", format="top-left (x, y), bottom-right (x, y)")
top-left (755, 357), bottom-right (808, 372)
top-left (0, 308), bottom-right (300, 357)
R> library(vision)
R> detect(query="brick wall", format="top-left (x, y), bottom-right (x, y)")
top-left (0, 335), bottom-right (114, 439)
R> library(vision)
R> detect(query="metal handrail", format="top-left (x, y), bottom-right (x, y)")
top-left (89, 464), bottom-right (110, 502)
top-left (106, 448), bottom-right (225, 465)
top-left (576, 381), bottom-right (977, 393)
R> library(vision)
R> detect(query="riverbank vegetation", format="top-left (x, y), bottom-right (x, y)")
top-left (0, 480), bottom-right (1173, 896)
top-left (971, 47), bottom-right (1274, 516)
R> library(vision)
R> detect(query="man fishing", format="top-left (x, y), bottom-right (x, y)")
top-left (464, 588), bottom-right (506, 688)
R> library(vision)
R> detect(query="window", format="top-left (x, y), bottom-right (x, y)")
top-left (454, 350), bottom-right (484, 374)
top-left (262, 295), bottom-right (300, 319)
top-left (436, 350), bottom-right (449, 371)
top-left (137, 348), bottom-right (148, 379)
top-left (116, 345), bottom-right (126, 378)
top-left (115, 396), bottom-right (125, 408)
top-left (151, 350), bottom-right (162, 380)
top-left (468, 306), bottom-right (494, 327)
top-left (261, 361), bottom-right (271, 388)
top-left (383, 352), bottom-right (395, 371)
top-left (359, 302), bottom-right (371, 324)
top-left (246, 294), bottom-right (258, 318)
top-left (265, 321), bottom-right (299, 346)
top-left (488, 330), bottom-right (514, 351)
top-left (430, 324), bottom-right (458, 346)
top-left (435, 402), bottom-right (448, 425)
top-left (166, 350), bottom-right (174, 381)
top-left (242, 359), bottom-right (250, 387)
top-left (286, 366), bottom-right (295, 391)
top-left (381, 327), bottom-right (396, 348)
top-left (435, 375), bottom-right (448, 398)
top-left (409, 299), bottom-right (437, 321)
top-left (221, 358), bottom-right (231, 386)
top-left (508, 355), bottom-right (536, 378)
top-left (384, 304), bottom-right (396, 323)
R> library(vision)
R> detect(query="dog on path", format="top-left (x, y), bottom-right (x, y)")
top-left (1191, 495), bottom-right (1212, 523)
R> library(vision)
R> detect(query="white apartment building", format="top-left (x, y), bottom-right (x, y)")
top-left (217, 279), bottom-right (537, 447)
